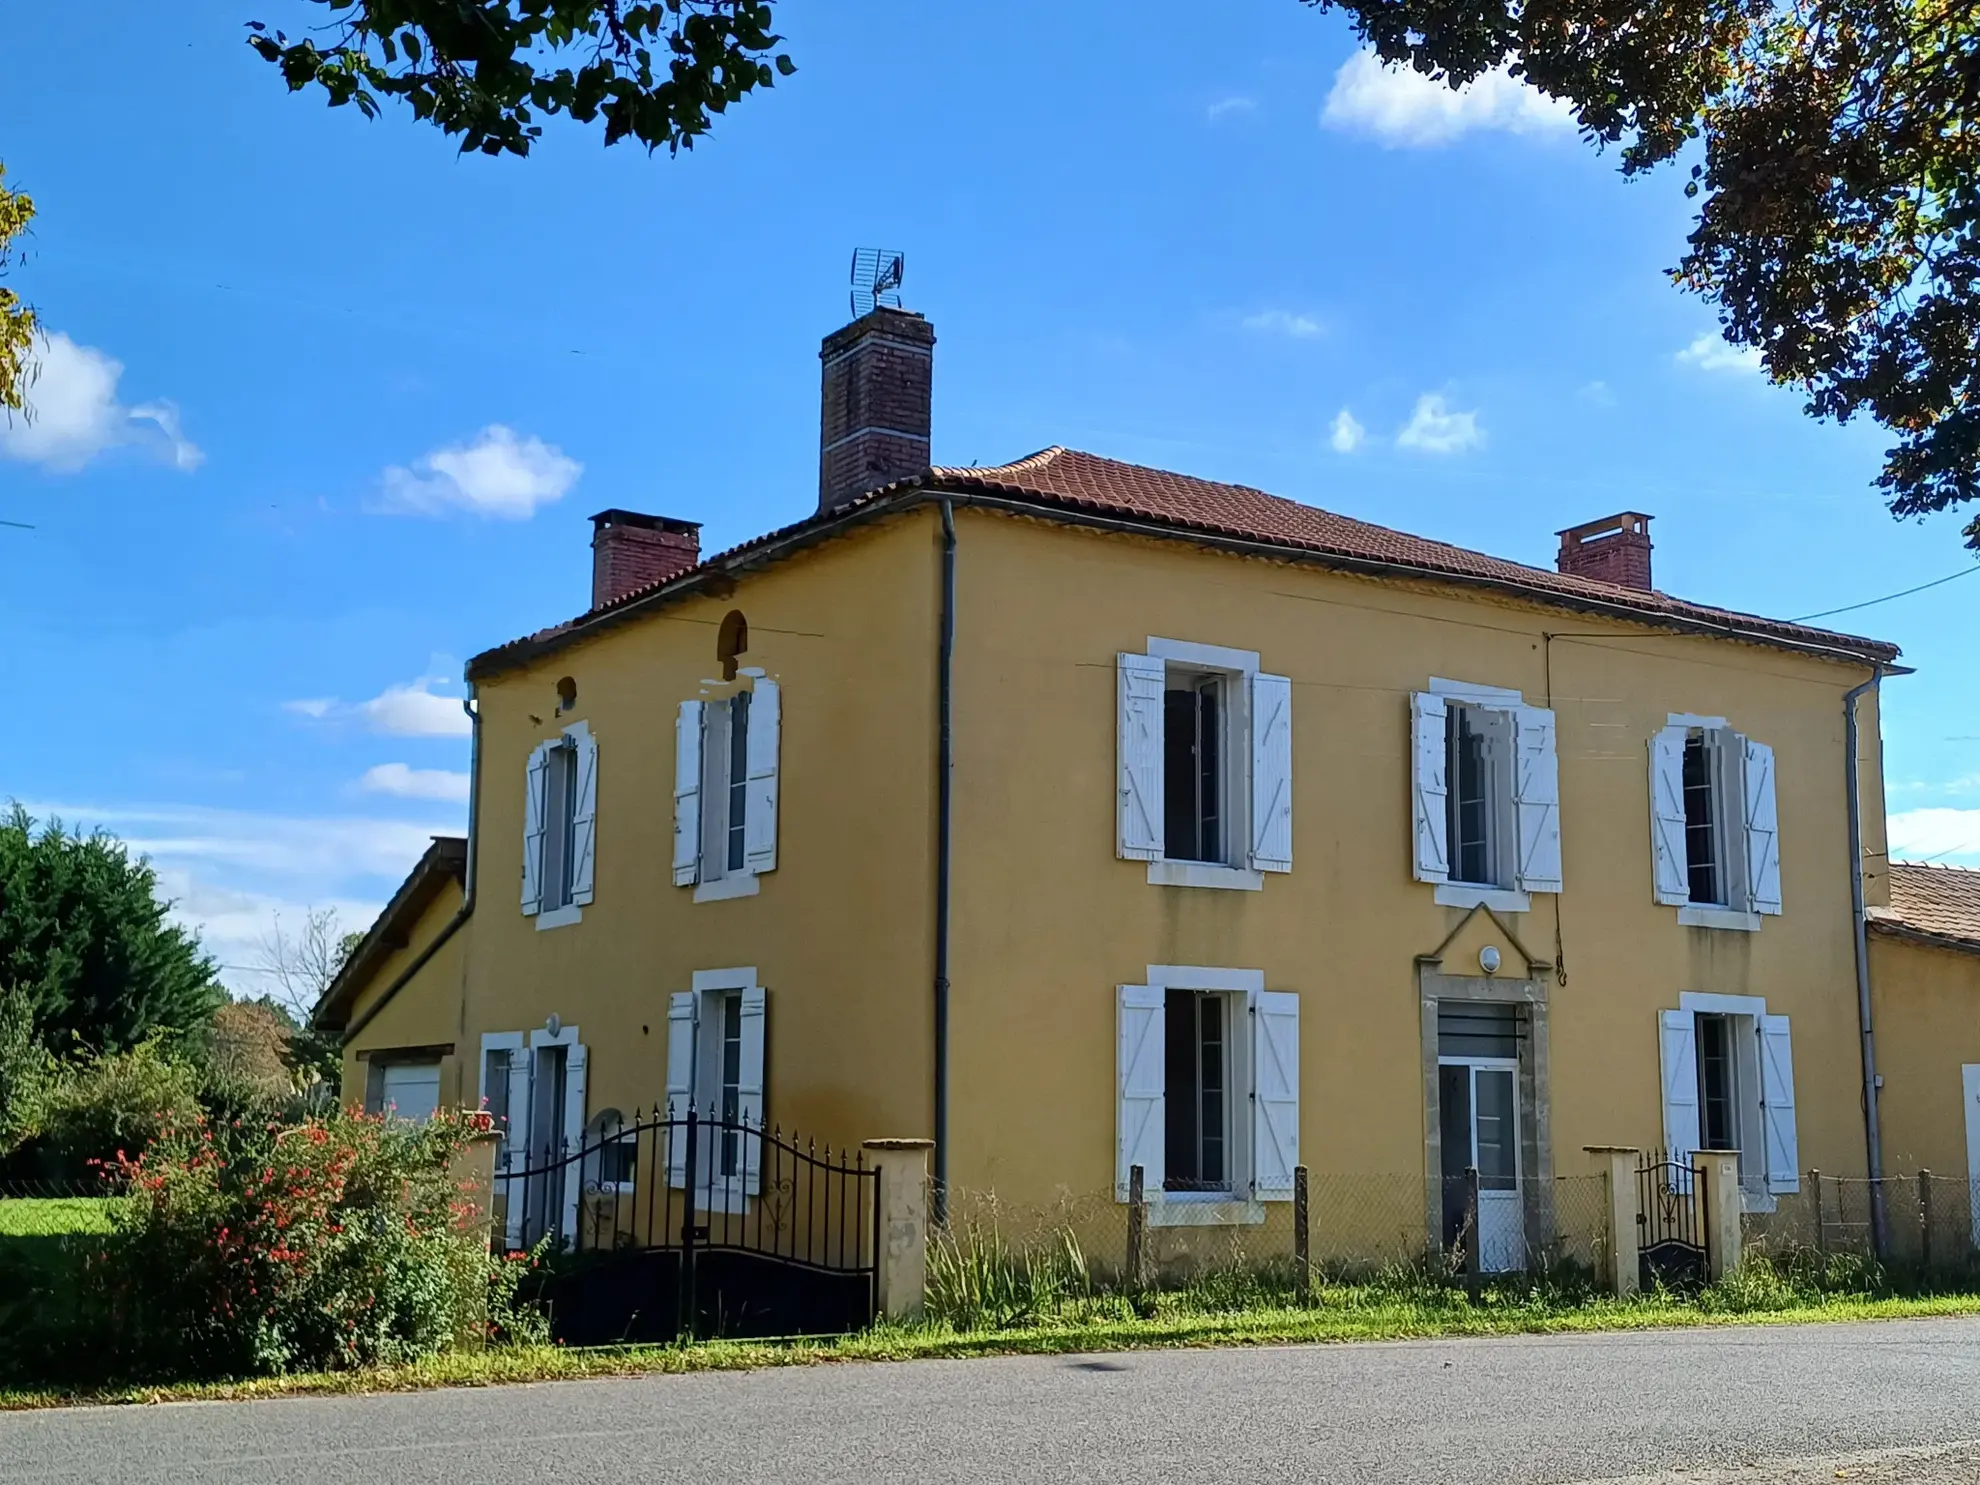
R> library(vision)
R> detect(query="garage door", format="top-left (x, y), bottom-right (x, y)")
top-left (379, 1061), bottom-right (442, 1124)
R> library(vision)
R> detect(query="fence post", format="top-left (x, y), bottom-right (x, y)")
top-left (862, 1138), bottom-right (935, 1322)
top-left (1585, 1147), bottom-right (1639, 1298)
top-left (1810, 1170), bottom-right (1825, 1256)
top-left (1293, 1165), bottom-right (1311, 1301)
top-left (1126, 1163), bottom-right (1147, 1291)
top-left (1464, 1166), bottom-right (1482, 1299)
top-left (1695, 1150), bottom-right (1742, 1281)
top-left (1920, 1170), bottom-right (1934, 1272)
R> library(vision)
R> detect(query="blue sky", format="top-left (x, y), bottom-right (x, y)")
top-left (4, 0), bottom-right (1976, 990)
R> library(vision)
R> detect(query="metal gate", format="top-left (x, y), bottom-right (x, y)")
top-left (498, 1107), bottom-right (879, 1346)
top-left (1637, 1150), bottom-right (1708, 1290)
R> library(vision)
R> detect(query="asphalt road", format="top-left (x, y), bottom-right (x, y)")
top-left (8, 1319), bottom-right (1980, 1484)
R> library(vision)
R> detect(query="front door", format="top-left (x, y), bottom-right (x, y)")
top-left (523, 1044), bottom-right (569, 1248)
top-left (1439, 1059), bottom-right (1525, 1272)
top-left (1964, 1065), bottom-right (1980, 1248)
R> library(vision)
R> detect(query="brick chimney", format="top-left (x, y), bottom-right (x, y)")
top-left (590, 509), bottom-right (701, 609)
top-left (818, 306), bottom-right (934, 514)
top-left (1556, 512), bottom-right (1653, 591)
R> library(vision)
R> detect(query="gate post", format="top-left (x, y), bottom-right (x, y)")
top-left (1694, 1150), bottom-right (1743, 1281)
top-left (863, 1139), bottom-right (935, 1322)
top-left (1585, 1147), bottom-right (1640, 1298)
top-left (1463, 1167), bottom-right (1482, 1299)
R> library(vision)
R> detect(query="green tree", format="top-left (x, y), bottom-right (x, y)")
top-left (0, 163), bottom-right (35, 415)
top-left (0, 805), bottom-right (223, 1055)
top-left (1305, 0), bottom-right (1980, 546)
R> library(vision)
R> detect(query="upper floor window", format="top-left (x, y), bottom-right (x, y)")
top-left (1650, 718), bottom-right (1780, 924)
top-left (1117, 640), bottom-right (1292, 887)
top-left (1410, 682), bottom-right (1561, 907)
top-left (673, 680), bottom-right (781, 902)
top-left (522, 719), bottom-right (596, 927)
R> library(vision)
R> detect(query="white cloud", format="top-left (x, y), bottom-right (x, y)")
top-left (1330, 408), bottom-right (1365, 454)
top-left (1321, 50), bottom-right (1574, 148)
top-left (1242, 309), bottom-right (1324, 340)
top-left (1396, 393), bottom-right (1484, 455)
top-left (1207, 96), bottom-right (1258, 122)
top-left (285, 675), bottom-right (472, 738)
top-left (0, 332), bottom-right (203, 473)
top-left (359, 763), bottom-right (471, 803)
top-left (1888, 808), bottom-right (1980, 865)
top-left (378, 424), bottom-right (581, 519)
top-left (1577, 380), bottom-right (1617, 408)
top-left (151, 870), bottom-right (384, 996)
top-left (1677, 333), bottom-right (1765, 375)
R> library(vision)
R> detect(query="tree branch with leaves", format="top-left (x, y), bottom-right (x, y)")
top-left (0, 164), bottom-right (36, 416)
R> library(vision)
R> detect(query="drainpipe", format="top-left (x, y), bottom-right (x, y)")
top-left (933, 499), bottom-right (956, 1223)
top-left (1844, 664), bottom-right (1886, 1258)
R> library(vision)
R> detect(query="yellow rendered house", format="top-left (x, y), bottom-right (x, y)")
top-left (319, 304), bottom-right (1937, 1272)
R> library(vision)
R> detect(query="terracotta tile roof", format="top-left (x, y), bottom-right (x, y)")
top-left (1872, 863), bottom-right (1980, 954)
top-left (468, 446), bottom-right (1900, 677)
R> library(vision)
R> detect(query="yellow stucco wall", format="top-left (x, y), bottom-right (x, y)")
top-left (456, 509), bottom-right (939, 1143)
top-left (342, 878), bottom-right (469, 1108)
top-left (943, 510), bottom-right (1885, 1208)
top-left (1870, 934), bottom-right (1980, 1177)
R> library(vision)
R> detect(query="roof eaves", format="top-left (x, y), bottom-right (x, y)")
top-left (313, 837), bottom-right (467, 1031)
top-left (1867, 913), bottom-right (1980, 959)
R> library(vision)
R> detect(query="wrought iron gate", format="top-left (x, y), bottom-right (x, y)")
top-left (1636, 1150), bottom-right (1708, 1290)
top-left (498, 1107), bottom-right (879, 1346)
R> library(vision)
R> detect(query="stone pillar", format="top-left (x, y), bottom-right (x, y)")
top-left (450, 1119), bottom-right (502, 1240)
top-left (863, 1138), bottom-right (935, 1322)
top-left (1694, 1150), bottom-right (1743, 1281)
top-left (1585, 1146), bottom-right (1640, 1298)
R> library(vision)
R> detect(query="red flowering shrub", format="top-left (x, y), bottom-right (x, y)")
top-left (49, 1106), bottom-right (541, 1382)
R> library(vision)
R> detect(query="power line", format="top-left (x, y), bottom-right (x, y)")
top-left (1790, 563), bottom-right (1980, 622)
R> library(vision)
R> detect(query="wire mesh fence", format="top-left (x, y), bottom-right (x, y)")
top-left (0, 1179), bottom-right (121, 1241)
top-left (1746, 1172), bottom-right (1980, 1278)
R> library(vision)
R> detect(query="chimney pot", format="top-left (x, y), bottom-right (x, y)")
top-left (818, 306), bottom-right (934, 514)
top-left (590, 509), bottom-right (701, 610)
top-left (1556, 511), bottom-right (1653, 591)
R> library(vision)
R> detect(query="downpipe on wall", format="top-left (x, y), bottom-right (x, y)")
top-left (1845, 664), bottom-right (1887, 1258)
top-left (933, 499), bottom-right (955, 1224)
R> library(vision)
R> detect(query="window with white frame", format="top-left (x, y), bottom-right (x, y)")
top-left (522, 720), bottom-right (596, 925)
top-left (1648, 717), bottom-right (1780, 923)
top-left (1410, 681), bottom-right (1561, 906)
top-left (583, 1108), bottom-right (637, 1195)
top-left (665, 970), bottom-right (768, 1199)
top-left (478, 1025), bottom-right (588, 1249)
top-left (1117, 641), bottom-right (1292, 886)
top-left (1117, 969), bottom-right (1298, 1219)
top-left (364, 1057), bottom-right (442, 1124)
top-left (674, 681), bottom-right (780, 901)
top-left (1658, 997), bottom-right (1798, 1204)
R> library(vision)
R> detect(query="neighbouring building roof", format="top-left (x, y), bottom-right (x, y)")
top-left (1871, 862), bottom-right (1980, 956)
top-left (314, 835), bottom-right (467, 1032)
top-left (467, 446), bottom-right (1901, 679)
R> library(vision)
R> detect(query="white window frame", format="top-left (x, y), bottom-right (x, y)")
top-left (525, 719), bottom-right (594, 931)
top-left (1651, 713), bottom-right (1779, 931)
top-left (677, 677), bottom-right (781, 904)
top-left (1117, 964), bottom-right (1299, 1227)
top-left (1120, 639), bottom-right (1292, 892)
top-left (477, 1030), bottom-right (526, 1168)
top-left (1661, 992), bottom-right (1797, 1208)
top-left (665, 966), bottom-right (768, 1211)
top-left (582, 1108), bottom-right (638, 1197)
top-left (1412, 678), bottom-right (1560, 912)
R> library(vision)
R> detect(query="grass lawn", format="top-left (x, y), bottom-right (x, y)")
top-left (5, 1284), bottom-right (1980, 1412)
top-left (0, 1197), bottom-right (118, 1239)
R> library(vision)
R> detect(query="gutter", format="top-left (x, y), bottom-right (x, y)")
top-left (1844, 664), bottom-right (1887, 1258)
top-left (932, 499), bottom-right (956, 1222)
top-left (343, 688), bottom-right (481, 1045)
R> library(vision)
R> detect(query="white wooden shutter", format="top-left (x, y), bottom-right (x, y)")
top-left (1759, 1013), bottom-right (1799, 1192)
top-left (1117, 653), bottom-right (1166, 862)
top-left (522, 743), bottom-right (549, 914)
top-left (1512, 705), bottom-right (1563, 894)
top-left (1659, 1009), bottom-right (1700, 1180)
top-left (1248, 672), bottom-right (1293, 874)
top-left (1410, 692), bottom-right (1450, 883)
top-left (665, 991), bottom-right (698, 1187)
top-left (743, 680), bottom-right (781, 875)
top-left (737, 985), bottom-right (767, 1196)
top-left (1252, 991), bottom-right (1300, 1200)
top-left (1743, 737), bottom-right (1782, 916)
top-left (673, 702), bottom-right (704, 887)
top-left (1117, 984), bottom-right (1165, 1201)
top-left (502, 1047), bottom-right (532, 1249)
top-left (569, 729), bottom-right (598, 906)
top-left (1648, 726), bottom-right (1691, 905)
top-left (559, 1043), bottom-right (588, 1239)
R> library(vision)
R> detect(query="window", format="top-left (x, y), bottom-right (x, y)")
top-left (583, 1109), bottom-right (637, 1195)
top-left (665, 971), bottom-right (768, 1198)
top-left (1116, 643), bottom-right (1293, 885)
top-left (1163, 990), bottom-right (1230, 1192)
top-left (1696, 1013), bottom-right (1738, 1153)
top-left (1117, 970), bottom-right (1299, 1219)
top-left (1658, 1000), bottom-right (1798, 1202)
top-left (673, 683), bottom-right (781, 900)
top-left (522, 721), bottom-right (596, 925)
top-left (1410, 683), bottom-right (1561, 904)
top-left (1649, 720), bottom-right (1780, 921)
top-left (365, 1058), bottom-right (441, 1123)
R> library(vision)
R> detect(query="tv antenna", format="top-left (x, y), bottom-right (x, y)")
top-left (849, 248), bottom-right (906, 318)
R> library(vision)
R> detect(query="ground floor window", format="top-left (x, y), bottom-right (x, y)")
top-left (1163, 988), bottom-right (1232, 1193)
top-left (364, 1057), bottom-right (441, 1124)
top-left (1659, 999), bottom-right (1798, 1200)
